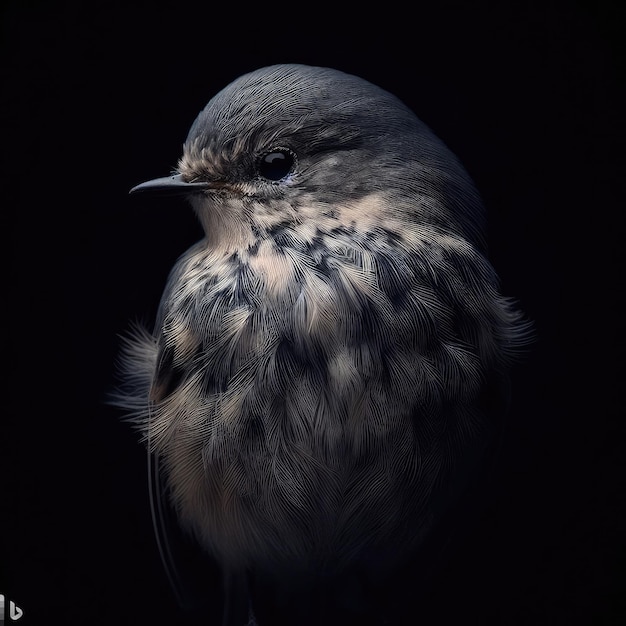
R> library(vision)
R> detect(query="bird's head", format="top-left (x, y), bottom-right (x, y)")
top-left (131, 64), bottom-right (486, 254)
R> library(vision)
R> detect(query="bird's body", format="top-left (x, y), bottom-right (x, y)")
top-left (116, 64), bottom-right (529, 625)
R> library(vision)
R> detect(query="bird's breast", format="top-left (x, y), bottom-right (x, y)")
top-left (150, 229), bottom-right (497, 571)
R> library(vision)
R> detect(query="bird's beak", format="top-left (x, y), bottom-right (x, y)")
top-left (129, 173), bottom-right (211, 196)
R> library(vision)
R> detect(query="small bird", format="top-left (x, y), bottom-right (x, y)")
top-left (114, 64), bottom-right (530, 626)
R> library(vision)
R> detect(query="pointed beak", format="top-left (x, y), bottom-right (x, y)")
top-left (129, 174), bottom-right (211, 196)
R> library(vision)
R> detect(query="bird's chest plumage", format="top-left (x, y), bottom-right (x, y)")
top-left (149, 233), bottom-right (486, 570)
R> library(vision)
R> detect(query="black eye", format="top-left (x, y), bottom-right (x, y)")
top-left (258, 148), bottom-right (296, 181)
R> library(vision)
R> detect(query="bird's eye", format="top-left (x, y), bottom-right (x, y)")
top-left (257, 148), bottom-right (296, 182)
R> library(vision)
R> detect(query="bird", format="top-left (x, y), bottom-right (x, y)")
top-left (113, 64), bottom-right (531, 626)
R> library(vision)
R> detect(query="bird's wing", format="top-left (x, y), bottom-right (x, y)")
top-left (147, 442), bottom-right (223, 616)
top-left (148, 341), bottom-right (255, 626)
top-left (143, 334), bottom-right (221, 619)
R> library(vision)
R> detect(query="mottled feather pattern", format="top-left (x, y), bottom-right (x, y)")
top-left (117, 193), bottom-right (525, 573)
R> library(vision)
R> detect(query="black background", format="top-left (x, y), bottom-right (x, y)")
top-left (1, 1), bottom-right (624, 624)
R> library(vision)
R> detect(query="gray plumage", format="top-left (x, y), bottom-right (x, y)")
top-left (114, 64), bottom-right (530, 625)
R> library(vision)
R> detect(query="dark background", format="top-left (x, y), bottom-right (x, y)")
top-left (1, 1), bottom-right (624, 624)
